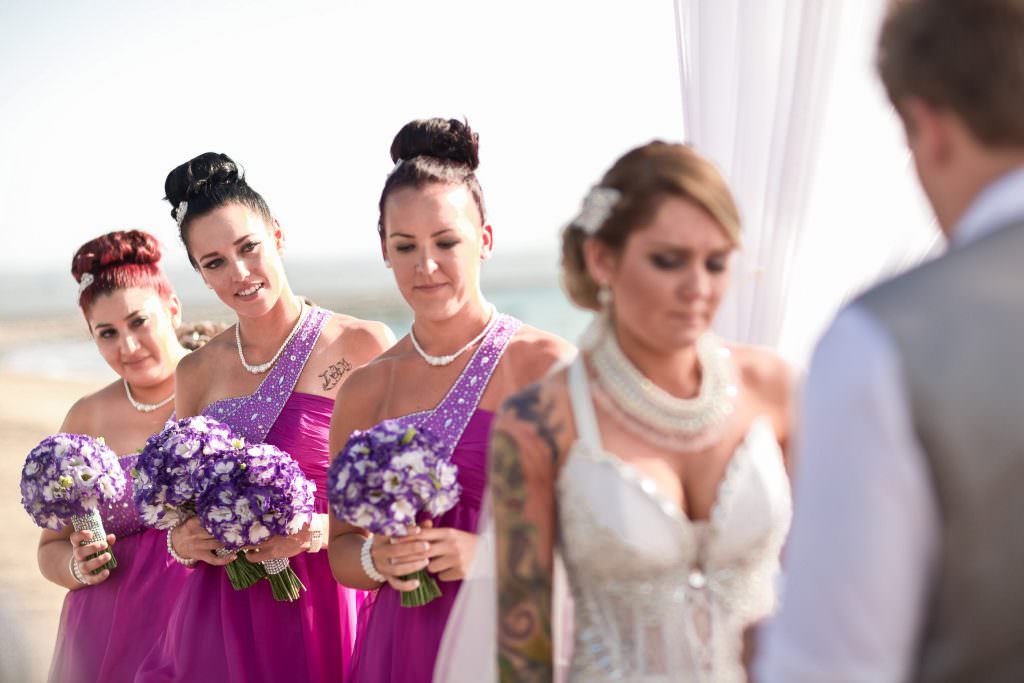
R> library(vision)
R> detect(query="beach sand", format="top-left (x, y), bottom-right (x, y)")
top-left (1, 371), bottom-right (108, 681)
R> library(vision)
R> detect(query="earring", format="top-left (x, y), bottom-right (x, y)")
top-left (597, 286), bottom-right (613, 308)
top-left (384, 260), bottom-right (392, 269)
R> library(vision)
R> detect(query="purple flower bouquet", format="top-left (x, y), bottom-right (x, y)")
top-left (21, 433), bottom-right (127, 574)
top-left (327, 420), bottom-right (461, 607)
top-left (132, 416), bottom-right (264, 589)
top-left (193, 442), bottom-right (316, 602)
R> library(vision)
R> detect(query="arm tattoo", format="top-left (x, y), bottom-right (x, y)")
top-left (502, 384), bottom-right (561, 462)
top-left (494, 383), bottom-right (563, 682)
top-left (319, 358), bottom-right (353, 391)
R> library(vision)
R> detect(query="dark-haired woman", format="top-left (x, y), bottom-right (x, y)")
top-left (136, 154), bottom-right (394, 683)
top-left (38, 230), bottom-right (194, 683)
top-left (326, 118), bottom-right (574, 682)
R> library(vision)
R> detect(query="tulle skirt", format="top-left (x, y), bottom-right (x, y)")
top-left (48, 528), bottom-right (192, 683)
top-left (135, 549), bottom-right (364, 683)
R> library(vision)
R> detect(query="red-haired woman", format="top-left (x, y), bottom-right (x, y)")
top-left (36, 230), bottom-right (194, 682)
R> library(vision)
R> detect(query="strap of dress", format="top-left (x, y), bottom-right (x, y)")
top-left (568, 355), bottom-right (603, 454)
top-left (420, 313), bottom-right (522, 455)
top-left (206, 307), bottom-right (330, 444)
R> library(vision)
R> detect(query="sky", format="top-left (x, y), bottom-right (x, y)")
top-left (0, 1), bottom-right (685, 276)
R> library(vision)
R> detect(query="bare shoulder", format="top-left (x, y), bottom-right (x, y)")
top-left (60, 380), bottom-right (120, 434)
top-left (176, 325), bottom-right (234, 379)
top-left (330, 348), bottom-right (401, 426)
top-left (504, 323), bottom-right (577, 387)
top-left (729, 343), bottom-right (794, 405)
top-left (319, 313), bottom-right (396, 367)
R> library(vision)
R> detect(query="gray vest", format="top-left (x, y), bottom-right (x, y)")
top-left (857, 221), bottom-right (1024, 682)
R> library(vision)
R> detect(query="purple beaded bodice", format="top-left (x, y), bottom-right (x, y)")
top-left (202, 307), bottom-right (330, 444)
top-left (395, 314), bottom-right (522, 452)
top-left (99, 454), bottom-right (144, 539)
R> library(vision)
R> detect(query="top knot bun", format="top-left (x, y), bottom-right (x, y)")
top-left (71, 230), bottom-right (162, 282)
top-left (164, 152), bottom-right (245, 210)
top-left (390, 118), bottom-right (480, 171)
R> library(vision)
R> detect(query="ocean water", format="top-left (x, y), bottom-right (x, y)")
top-left (0, 255), bottom-right (592, 381)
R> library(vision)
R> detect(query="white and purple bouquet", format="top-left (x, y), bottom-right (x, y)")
top-left (193, 442), bottom-right (316, 602)
top-left (21, 433), bottom-right (127, 574)
top-left (327, 420), bottom-right (461, 607)
top-left (132, 416), bottom-right (263, 588)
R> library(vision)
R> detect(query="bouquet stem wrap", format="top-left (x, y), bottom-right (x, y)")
top-left (71, 510), bottom-right (117, 573)
top-left (262, 558), bottom-right (306, 602)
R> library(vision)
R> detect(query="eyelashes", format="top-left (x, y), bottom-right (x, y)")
top-left (393, 240), bottom-right (461, 254)
top-left (649, 253), bottom-right (728, 272)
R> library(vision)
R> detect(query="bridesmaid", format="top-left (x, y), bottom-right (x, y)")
top-left (38, 230), bottom-right (193, 682)
top-left (327, 118), bottom-right (574, 682)
top-left (136, 153), bottom-right (394, 682)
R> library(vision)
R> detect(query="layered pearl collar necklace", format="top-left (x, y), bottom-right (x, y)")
top-left (123, 379), bottom-right (174, 413)
top-left (235, 303), bottom-right (308, 374)
top-left (588, 317), bottom-right (738, 452)
top-left (409, 305), bottom-right (498, 367)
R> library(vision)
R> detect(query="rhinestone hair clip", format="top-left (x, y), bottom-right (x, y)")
top-left (574, 186), bottom-right (621, 234)
top-left (77, 272), bottom-right (95, 297)
top-left (174, 201), bottom-right (189, 228)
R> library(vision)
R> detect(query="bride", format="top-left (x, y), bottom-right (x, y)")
top-left (485, 141), bottom-right (794, 681)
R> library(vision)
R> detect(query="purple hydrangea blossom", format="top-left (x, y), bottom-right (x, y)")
top-left (193, 442), bottom-right (316, 550)
top-left (327, 420), bottom-right (461, 537)
top-left (132, 416), bottom-right (244, 529)
top-left (21, 433), bottom-right (127, 530)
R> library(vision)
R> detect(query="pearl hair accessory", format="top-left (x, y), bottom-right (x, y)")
top-left (409, 304), bottom-right (497, 367)
top-left (574, 186), bottom-right (622, 234)
top-left (174, 201), bottom-right (188, 228)
top-left (588, 316), bottom-right (738, 452)
top-left (235, 303), bottom-right (307, 374)
top-left (360, 535), bottom-right (387, 583)
top-left (123, 379), bottom-right (175, 413)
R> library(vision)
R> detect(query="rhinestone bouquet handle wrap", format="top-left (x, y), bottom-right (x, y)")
top-left (71, 510), bottom-right (117, 573)
top-left (261, 557), bottom-right (306, 602)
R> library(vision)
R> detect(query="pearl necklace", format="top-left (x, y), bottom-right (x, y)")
top-left (235, 303), bottom-right (307, 374)
top-left (589, 318), bottom-right (737, 452)
top-left (409, 305), bottom-right (498, 367)
top-left (123, 379), bottom-right (175, 413)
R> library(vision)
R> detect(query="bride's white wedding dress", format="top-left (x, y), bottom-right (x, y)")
top-left (433, 356), bottom-right (792, 682)
top-left (557, 357), bottom-right (792, 682)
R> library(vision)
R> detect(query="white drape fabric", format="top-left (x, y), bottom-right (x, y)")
top-left (675, 0), bottom-right (938, 366)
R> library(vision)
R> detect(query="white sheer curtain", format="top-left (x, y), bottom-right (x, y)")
top-left (675, 0), bottom-right (938, 366)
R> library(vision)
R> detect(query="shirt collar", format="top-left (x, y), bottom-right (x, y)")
top-left (952, 165), bottom-right (1024, 247)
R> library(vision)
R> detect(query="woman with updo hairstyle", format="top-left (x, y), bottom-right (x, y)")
top-left (326, 118), bottom-right (573, 682)
top-left (38, 229), bottom-right (194, 683)
top-left (485, 141), bottom-right (795, 681)
top-left (136, 153), bottom-right (394, 683)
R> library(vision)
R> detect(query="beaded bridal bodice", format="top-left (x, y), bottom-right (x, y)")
top-left (557, 358), bottom-right (792, 682)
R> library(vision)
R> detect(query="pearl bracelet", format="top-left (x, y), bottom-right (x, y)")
top-left (307, 514), bottom-right (324, 554)
top-left (69, 552), bottom-right (88, 585)
top-left (360, 535), bottom-right (386, 583)
top-left (167, 521), bottom-right (198, 567)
